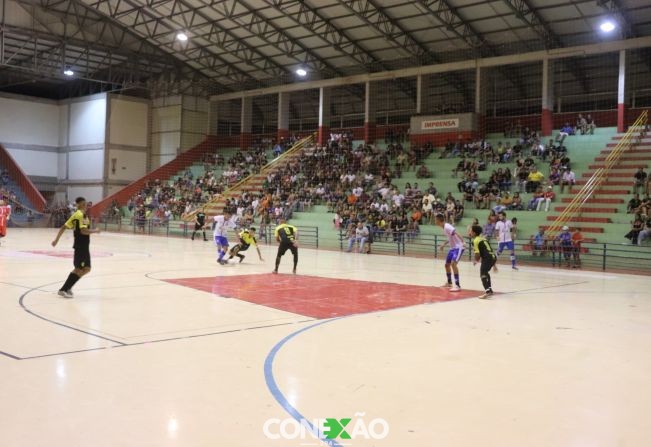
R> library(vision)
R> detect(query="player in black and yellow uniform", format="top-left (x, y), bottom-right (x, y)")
top-left (470, 225), bottom-right (498, 299)
top-left (191, 207), bottom-right (208, 241)
top-left (51, 197), bottom-right (100, 299)
top-left (273, 218), bottom-right (298, 274)
top-left (228, 227), bottom-right (263, 263)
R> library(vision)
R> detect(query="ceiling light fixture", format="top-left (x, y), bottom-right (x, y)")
top-left (63, 69), bottom-right (74, 76)
top-left (176, 32), bottom-right (189, 42)
top-left (296, 68), bottom-right (307, 77)
top-left (599, 20), bottom-right (616, 33)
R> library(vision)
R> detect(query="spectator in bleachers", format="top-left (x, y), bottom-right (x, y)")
top-left (586, 115), bottom-right (596, 135)
top-left (576, 114), bottom-right (588, 135)
top-left (1, 169), bottom-right (9, 185)
top-left (627, 194), bottom-right (641, 214)
top-left (530, 227), bottom-right (549, 256)
top-left (536, 186), bottom-right (555, 212)
top-left (526, 167), bottom-right (545, 193)
top-left (559, 167), bottom-right (576, 193)
top-left (637, 219), bottom-right (651, 246)
top-left (625, 214), bottom-right (644, 245)
top-left (633, 168), bottom-right (647, 194)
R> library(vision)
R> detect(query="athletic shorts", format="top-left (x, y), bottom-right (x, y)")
top-left (214, 236), bottom-right (228, 247)
top-left (498, 241), bottom-right (514, 252)
top-left (480, 257), bottom-right (496, 276)
top-left (277, 241), bottom-right (298, 257)
top-left (237, 242), bottom-right (250, 252)
top-left (73, 247), bottom-right (91, 269)
top-left (194, 223), bottom-right (204, 231)
top-left (445, 248), bottom-right (464, 264)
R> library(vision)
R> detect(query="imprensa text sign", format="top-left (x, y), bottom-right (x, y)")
top-left (421, 118), bottom-right (459, 130)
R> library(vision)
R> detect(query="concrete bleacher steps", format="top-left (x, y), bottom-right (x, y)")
top-left (553, 206), bottom-right (618, 214)
top-left (546, 216), bottom-right (611, 223)
top-left (595, 155), bottom-right (649, 161)
top-left (561, 197), bottom-right (624, 204)
top-left (588, 164), bottom-right (647, 169)
top-left (581, 172), bottom-right (636, 178)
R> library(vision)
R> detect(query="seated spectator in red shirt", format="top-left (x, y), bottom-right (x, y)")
top-left (536, 186), bottom-right (555, 212)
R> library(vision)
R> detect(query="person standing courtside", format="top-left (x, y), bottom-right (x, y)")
top-left (51, 197), bottom-right (100, 298)
top-left (191, 207), bottom-right (208, 241)
top-left (471, 225), bottom-right (498, 299)
top-left (273, 218), bottom-right (298, 274)
top-left (0, 199), bottom-right (11, 245)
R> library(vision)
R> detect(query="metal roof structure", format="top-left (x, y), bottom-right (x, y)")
top-left (1, 0), bottom-right (650, 100)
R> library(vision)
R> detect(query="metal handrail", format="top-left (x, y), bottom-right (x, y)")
top-left (183, 133), bottom-right (316, 221)
top-left (546, 110), bottom-right (648, 236)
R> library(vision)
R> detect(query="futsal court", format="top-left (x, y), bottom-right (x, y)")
top-left (0, 228), bottom-right (650, 447)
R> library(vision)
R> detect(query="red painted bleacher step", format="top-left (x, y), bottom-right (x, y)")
top-left (554, 206), bottom-right (617, 213)
top-left (595, 155), bottom-right (649, 161)
top-left (575, 180), bottom-right (631, 186)
top-left (570, 188), bottom-right (629, 195)
top-left (581, 172), bottom-right (636, 178)
top-left (588, 164), bottom-right (647, 169)
top-left (561, 197), bottom-right (624, 204)
top-left (541, 225), bottom-right (604, 233)
top-left (546, 215), bottom-right (610, 223)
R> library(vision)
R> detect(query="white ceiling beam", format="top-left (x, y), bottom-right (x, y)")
top-left (211, 35), bottom-right (651, 101)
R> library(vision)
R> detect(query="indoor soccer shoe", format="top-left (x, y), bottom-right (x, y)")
top-left (57, 290), bottom-right (73, 299)
top-left (450, 285), bottom-right (461, 292)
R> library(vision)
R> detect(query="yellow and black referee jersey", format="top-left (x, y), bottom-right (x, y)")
top-left (473, 235), bottom-right (496, 261)
top-left (274, 223), bottom-right (297, 243)
top-left (239, 230), bottom-right (257, 246)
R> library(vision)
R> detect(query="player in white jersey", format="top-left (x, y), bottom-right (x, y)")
top-left (435, 213), bottom-right (465, 291)
top-left (213, 211), bottom-right (236, 265)
top-left (494, 211), bottom-right (518, 270)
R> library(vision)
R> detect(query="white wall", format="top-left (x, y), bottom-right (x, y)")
top-left (5, 148), bottom-right (58, 177)
top-left (109, 98), bottom-right (148, 147)
top-left (107, 149), bottom-right (147, 181)
top-left (0, 97), bottom-right (60, 147)
top-left (67, 186), bottom-right (104, 204)
top-left (69, 97), bottom-right (107, 146)
top-left (68, 150), bottom-right (104, 180)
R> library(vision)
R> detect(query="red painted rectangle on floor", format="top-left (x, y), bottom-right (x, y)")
top-left (164, 273), bottom-right (479, 319)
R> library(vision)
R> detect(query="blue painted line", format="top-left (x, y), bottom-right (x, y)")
top-left (264, 318), bottom-right (344, 447)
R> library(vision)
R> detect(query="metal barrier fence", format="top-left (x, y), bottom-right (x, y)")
top-left (98, 215), bottom-right (319, 249)
top-left (338, 229), bottom-right (651, 273)
top-left (95, 215), bottom-right (650, 273)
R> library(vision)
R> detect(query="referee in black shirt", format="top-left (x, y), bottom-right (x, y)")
top-left (191, 207), bottom-right (208, 241)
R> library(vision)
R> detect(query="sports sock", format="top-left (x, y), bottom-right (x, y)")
top-left (446, 272), bottom-right (452, 284)
top-left (510, 254), bottom-right (516, 267)
top-left (60, 272), bottom-right (80, 291)
top-left (481, 273), bottom-right (491, 291)
top-left (454, 273), bottom-right (460, 286)
top-left (275, 256), bottom-right (281, 271)
top-left (237, 253), bottom-right (244, 260)
top-left (218, 250), bottom-right (225, 261)
top-left (293, 254), bottom-right (298, 270)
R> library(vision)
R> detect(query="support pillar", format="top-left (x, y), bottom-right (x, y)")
top-left (475, 67), bottom-right (488, 136)
top-left (416, 74), bottom-right (423, 115)
top-left (364, 81), bottom-right (377, 144)
top-left (240, 96), bottom-right (252, 150)
top-left (277, 91), bottom-right (290, 143)
top-left (617, 50), bottom-right (629, 133)
top-left (318, 87), bottom-right (331, 146)
top-left (541, 58), bottom-right (554, 137)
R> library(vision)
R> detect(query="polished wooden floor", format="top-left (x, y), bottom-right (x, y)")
top-left (1, 228), bottom-right (650, 447)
